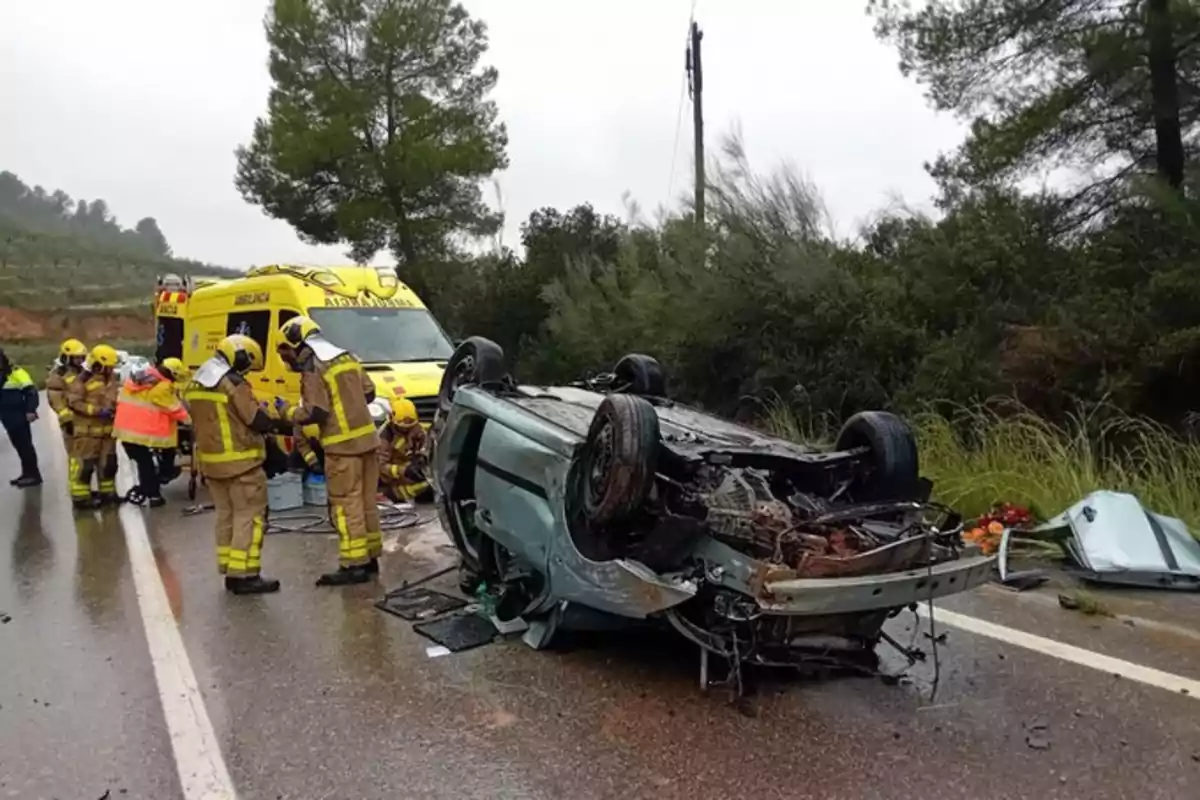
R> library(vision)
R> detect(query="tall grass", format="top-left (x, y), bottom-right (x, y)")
top-left (763, 399), bottom-right (1200, 533)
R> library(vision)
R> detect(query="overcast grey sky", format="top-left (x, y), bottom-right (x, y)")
top-left (0, 0), bottom-right (962, 269)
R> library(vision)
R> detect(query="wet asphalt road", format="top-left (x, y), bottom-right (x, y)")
top-left (3, 413), bottom-right (1200, 800)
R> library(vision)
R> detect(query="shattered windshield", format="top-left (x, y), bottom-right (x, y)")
top-left (308, 307), bottom-right (454, 364)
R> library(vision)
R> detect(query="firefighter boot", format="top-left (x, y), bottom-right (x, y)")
top-left (315, 566), bottom-right (371, 586)
top-left (224, 575), bottom-right (281, 595)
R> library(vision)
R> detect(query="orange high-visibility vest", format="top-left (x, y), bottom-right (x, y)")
top-left (113, 368), bottom-right (189, 449)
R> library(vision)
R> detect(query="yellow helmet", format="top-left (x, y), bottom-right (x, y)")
top-left (60, 338), bottom-right (87, 358)
top-left (159, 357), bottom-right (189, 382)
top-left (390, 397), bottom-right (419, 429)
top-left (216, 334), bottom-right (263, 374)
top-left (278, 315), bottom-right (321, 348)
top-left (88, 344), bottom-right (119, 370)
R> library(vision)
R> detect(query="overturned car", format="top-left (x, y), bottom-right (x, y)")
top-left (431, 338), bottom-right (995, 674)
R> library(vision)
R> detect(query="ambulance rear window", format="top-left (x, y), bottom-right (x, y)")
top-left (156, 316), bottom-right (184, 362)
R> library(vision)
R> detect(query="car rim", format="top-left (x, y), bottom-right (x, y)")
top-left (449, 354), bottom-right (476, 397)
top-left (587, 417), bottom-right (616, 507)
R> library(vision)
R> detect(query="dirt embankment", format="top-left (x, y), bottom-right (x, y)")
top-left (0, 305), bottom-right (152, 343)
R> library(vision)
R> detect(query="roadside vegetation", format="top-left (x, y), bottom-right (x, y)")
top-left (764, 400), bottom-right (1200, 531)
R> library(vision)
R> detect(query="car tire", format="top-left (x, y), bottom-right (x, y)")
top-left (613, 354), bottom-right (666, 397)
top-left (437, 336), bottom-right (507, 414)
top-left (834, 411), bottom-right (920, 502)
top-left (580, 394), bottom-right (660, 527)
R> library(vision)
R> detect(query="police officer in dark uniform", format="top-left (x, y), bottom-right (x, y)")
top-left (0, 347), bottom-right (42, 488)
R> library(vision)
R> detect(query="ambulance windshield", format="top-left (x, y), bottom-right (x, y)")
top-left (308, 307), bottom-right (454, 364)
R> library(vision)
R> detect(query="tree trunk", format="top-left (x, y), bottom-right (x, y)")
top-left (1147, 0), bottom-right (1185, 190)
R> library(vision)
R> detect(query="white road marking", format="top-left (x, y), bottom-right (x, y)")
top-left (919, 604), bottom-right (1200, 700)
top-left (117, 462), bottom-right (238, 799)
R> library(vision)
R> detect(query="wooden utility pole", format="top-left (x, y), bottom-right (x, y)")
top-left (688, 21), bottom-right (705, 232)
top-left (1147, 0), bottom-right (1185, 190)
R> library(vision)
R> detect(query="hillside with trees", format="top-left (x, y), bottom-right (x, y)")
top-left (0, 170), bottom-right (240, 374)
top-left (0, 170), bottom-right (237, 311)
top-left (0, 169), bottom-right (236, 279)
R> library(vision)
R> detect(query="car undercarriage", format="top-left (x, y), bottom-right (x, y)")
top-left (431, 339), bottom-right (996, 689)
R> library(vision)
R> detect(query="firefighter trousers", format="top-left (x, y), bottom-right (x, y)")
top-left (208, 469), bottom-right (267, 578)
top-left (1, 414), bottom-right (40, 480)
top-left (326, 452), bottom-right (381, 567)
top-left (71, 435), bottom-right (117, 501)
top-left (61, 431), bottom-right (75, 487)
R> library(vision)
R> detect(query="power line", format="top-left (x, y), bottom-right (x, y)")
top-left (666, 0), bottom-right (699, 204)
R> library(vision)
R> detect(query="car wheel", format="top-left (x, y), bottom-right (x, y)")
top-left (437, 336), bottom-right (507, 415)
top-left (613, 353), bottom-right (666, 397)
top-left (580, 394), bottom-right (660, 527)
top-left (834, 411), bottom-right (920, 502)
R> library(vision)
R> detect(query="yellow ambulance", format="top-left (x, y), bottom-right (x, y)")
top-left (153, 264), bottom-right (452, 442)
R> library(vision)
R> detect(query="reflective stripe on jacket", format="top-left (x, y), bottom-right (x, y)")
top-left (0, 367), bottom-right (38, 416)
top-left (46, 367), bottom-right (80, 421)
top-left (297, 353), bottom-right (377, 456)
top-left (66, 371), bottom-right (118, 436)
top-left (113, 367), bottom-right (190, 449)
top-left (184, 373), bottom-right (265, 479)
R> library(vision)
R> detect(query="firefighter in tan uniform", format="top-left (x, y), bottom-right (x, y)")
top-left (185, 335), bottom-right (280, 595)
top-left (45, 338), bottom-right (87, 462)
top-left (66, 344), bottom-right (120, 509)
top-left (377, 397), bottom-right (431, 502)
top-left (46, 338), bottom-right (87, 485)
top-left (275, 316), bottom-right (381, 586)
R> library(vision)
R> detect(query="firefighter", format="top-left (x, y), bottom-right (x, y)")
top-left (112, 357), bottom-right (191, 507)
top-left (377, 396), bottom-right (431, 503)
top-left (185, 334), bottom-right (280, 595)
top-left (66, 344), bottom-right (120, 508)
top-left (275, 315), bottom-right (381, 586)
top-left (46, 339), bottom-right (87, 475)
top-left (1, 348), bottom-right (42, 488)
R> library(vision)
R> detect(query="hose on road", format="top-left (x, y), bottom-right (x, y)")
top-left (181, 500), bottom-right (433, 534)
top-left (265, 502), bottom-right (430, 535)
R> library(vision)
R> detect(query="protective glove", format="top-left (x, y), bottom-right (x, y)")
top-left (97, 409), bottom-right (114, 421)
top-left (305, 457), bottom-right (324, 476)
top-left (273, 397), bottom-right (294, 422)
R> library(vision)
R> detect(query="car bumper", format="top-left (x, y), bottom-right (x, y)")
top-left (755, 554), bottom-right (997, 615)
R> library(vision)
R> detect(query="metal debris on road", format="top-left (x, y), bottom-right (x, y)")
top-left (413, 613), bottom-right (499, 653)
top-left (375, 586), bottom-right (467, 621)
top-left (1024, 717), bottom-right (1051, 750)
